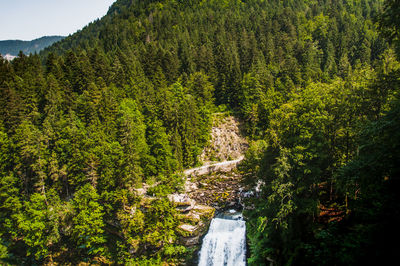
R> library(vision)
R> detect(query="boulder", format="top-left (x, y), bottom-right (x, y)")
top-left (175, 204), bottom-right (215, 247)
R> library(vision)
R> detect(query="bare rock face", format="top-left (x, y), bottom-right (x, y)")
top-left (186, 171), bottom-right (244, 211)
top-left (183, 115), bottom-right (248, 211)
top-left (200, 114), bottom-right (248, 163)
top-left (172, 114), bottom-right (247, 250)
top-left (169, 194), bottom-right (215, 247)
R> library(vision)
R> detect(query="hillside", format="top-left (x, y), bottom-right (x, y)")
top-left (0, 36), bottom-right (64, 56)
top-left (0, 0), bottom-right (400, 265)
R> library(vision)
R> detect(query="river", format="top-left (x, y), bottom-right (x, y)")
top-left (198, 210), bottom-right (246, 266)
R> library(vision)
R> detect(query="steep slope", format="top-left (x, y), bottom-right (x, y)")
top-left (184, 114), bottom-right (247, 209)
top-left (40, 0), bottom-right (386, 112)
top-left (0, 0), bottom-right (392, 265)
top-left (200, 114), bottom-right (248, 163)
top-left (169, 114), bottom-right (247, 259)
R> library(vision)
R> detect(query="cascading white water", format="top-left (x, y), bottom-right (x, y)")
top-left (198, 211), bottom-right (246, 266)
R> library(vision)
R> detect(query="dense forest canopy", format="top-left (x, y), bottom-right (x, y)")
top-left (0, 0), bottom-right (399, 264)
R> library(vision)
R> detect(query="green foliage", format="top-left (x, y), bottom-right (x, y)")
top-left (0, 0), bottom-right (397, 264)
top-left (0, 239), bottom-right (8, 261)
top-left (243, 71), bottom-right (392, 264)
top-left (147, 173), bottom-right (185, 197)
top-left (15, 192), bottom-right (60, 260)
top-left (243, 1), bottom-right (400, 265)
top-left (146, 119), bottom-right (177, 176)
top-left (378, 0), bottom-right (400, 56)
top-left (72, 184), bottom-right (106, 256)
top-left (117, 98), bottom-right (148, 186)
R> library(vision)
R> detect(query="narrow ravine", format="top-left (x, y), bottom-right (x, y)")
top-left (193, 115), bottom-right (248, 265)
top-left (170, 114), bottom-right (249, 265)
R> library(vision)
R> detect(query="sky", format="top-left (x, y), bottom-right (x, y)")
top-left (0, 0), bottom-right (116, 41)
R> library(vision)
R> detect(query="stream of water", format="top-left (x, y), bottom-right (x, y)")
top-left (198, 210), bottom-right (246, 266)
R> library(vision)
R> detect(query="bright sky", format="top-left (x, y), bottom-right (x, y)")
top-left (0, 0), bottom-right (116, 40)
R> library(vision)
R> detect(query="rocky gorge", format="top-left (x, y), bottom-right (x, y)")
top-left (170, 114), bottom-right (249, 260)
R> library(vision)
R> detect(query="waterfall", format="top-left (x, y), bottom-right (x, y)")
top-left (198, 210), bottom-right (246, 266)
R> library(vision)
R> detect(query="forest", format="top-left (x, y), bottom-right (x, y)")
top-left (0, 0), bottom-right (399, 265)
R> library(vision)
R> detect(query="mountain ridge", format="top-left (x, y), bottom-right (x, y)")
top-left (0, 36), bottom-right (64, 56)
